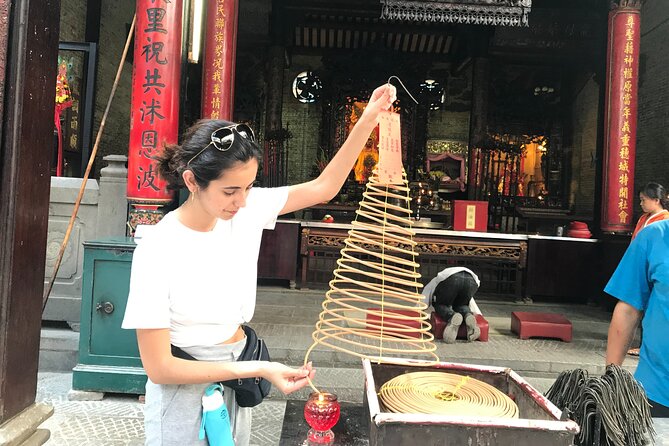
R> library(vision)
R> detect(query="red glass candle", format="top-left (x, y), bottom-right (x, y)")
top-left (304, 392), bottom-right (340, 444)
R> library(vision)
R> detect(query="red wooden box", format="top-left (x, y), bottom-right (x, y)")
top-left (366, 308), bottom-right (422, 339)
top-left (511, 312), bottom-right (572, 342)
top-left (452, 200), bottom-right (488, 232)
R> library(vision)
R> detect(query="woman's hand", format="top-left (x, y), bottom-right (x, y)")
top-left (280, 82), bottom-right (397, 215)
top-left (359, 83), bottom-right (398, 125)
top-left (264, 361), bottom-right (315, 394)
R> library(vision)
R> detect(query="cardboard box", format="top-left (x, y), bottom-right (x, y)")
top-left (453, 200), bottom-right (488, 232)
top-left (363, 358), bottom-right (579, 446)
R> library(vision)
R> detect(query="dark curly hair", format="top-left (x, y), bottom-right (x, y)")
top-left (640, 182), bottom-right (668, 209)
top-left (156, 119), bottom-right (262, 191)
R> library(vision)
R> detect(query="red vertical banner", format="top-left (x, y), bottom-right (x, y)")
top-left (202, 0), bottom-right (238, 120)
top-left (601, 4), bottom-right (640, 233)
top-left (127, 0), bottom-right (182, 207)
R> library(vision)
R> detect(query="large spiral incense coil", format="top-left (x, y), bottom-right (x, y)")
top-left (378, 371), bottom-right (519, 418)
top-left (305, 170), bottom-right (439, 366)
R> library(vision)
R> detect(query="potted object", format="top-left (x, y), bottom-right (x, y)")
top-left (566, 221), bottom-right (592, 239)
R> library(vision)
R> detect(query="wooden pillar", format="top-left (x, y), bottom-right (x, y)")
top-left (201, 0), bottom-right (239, 119)
top-left (262, 44), bottom-right (286, 187)
top-left (0, 0), bottom-right (61, 440)
top-left (600, 0), bottom-right (641, 233)
top-left (261, 1), bottom-right (286, 186)
top-left (127, 0), bottom-right (183, 231)
top-left (468, 57), bottom-right (490, 200)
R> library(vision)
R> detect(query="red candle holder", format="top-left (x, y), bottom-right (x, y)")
top-left (304, 392), bottom-right (340, 444)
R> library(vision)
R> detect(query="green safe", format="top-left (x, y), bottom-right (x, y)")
top-left (72, 237), bottom-right (147, 394)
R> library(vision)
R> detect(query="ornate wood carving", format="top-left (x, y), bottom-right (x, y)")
top-left (302, 228), bottom-right (526, 262)
top-left (611, 0), bottom-right (643, 9)
top-left (380, 0), bottom-right (532, 27)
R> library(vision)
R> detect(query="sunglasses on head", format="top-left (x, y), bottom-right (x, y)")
top-left (187, 123), bottom-right (256, 166)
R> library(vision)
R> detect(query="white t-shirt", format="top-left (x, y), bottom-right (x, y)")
top-left (121, 186), bottom-right (289, 347)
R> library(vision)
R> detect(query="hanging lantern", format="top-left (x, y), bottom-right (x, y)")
top-left (292, 71), bottom-right (323, 103)
top-left (419, 79), bottom-right (445, 111)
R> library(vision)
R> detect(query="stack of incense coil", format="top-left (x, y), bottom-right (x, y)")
top-left (378, 371), bottom-right (519, 418)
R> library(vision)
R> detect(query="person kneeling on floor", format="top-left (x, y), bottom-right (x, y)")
top-left (422, 267), bottom-right (482, 343)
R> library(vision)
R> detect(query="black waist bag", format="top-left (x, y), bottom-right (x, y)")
top-left (171, 325), bottom-right (272, 407)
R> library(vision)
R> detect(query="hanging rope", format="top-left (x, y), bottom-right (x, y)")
top-left (304, 169), bottom-right (439, 393)
top-left (545, 365), bottom-right (655, 446)
top-left (378, 371), bottom-right (519, 418)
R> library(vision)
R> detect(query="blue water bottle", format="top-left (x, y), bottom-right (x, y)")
top-left (199, 384), bottom-right (235, 445)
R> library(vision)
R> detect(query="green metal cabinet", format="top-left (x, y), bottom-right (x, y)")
top-left (72, 237), bottom-right (147, 394)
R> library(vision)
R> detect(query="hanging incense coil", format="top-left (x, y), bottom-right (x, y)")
top-left (378, 371), bottom-right (519, 418)
top-left (306, 170), bottom-right (439, 365)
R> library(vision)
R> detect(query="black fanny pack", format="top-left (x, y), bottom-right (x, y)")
top-left (171, 325), bottom-right (271, 407)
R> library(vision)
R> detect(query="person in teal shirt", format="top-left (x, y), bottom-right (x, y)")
top-left (605, 219), bottom-right (669, 417)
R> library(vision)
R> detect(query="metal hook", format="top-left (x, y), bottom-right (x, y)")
top-left (387, 75), bottom-right (419, 104)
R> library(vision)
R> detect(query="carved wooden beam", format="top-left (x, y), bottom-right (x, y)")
top-left (380, 0), bottom-right (532, 27)
top-left (611, 0), bottom-right (643, 9)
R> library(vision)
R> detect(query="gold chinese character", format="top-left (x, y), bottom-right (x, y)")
top-left (213, 84), bottom-right (221, 95)
top-left (624, 41), bottom-right (634, 55)
top-left (217, 4), bottom-right (226, 17)
top-left (623, 93), bottom-right (632, 106)
top-left (211, 110), bottom-right (220, 119)
top-left (625, 28), bottom-right (634, 40)
top-left (623, 80), bottom-right (633, 93)
top-left (618, 159), bottom-right (629, 172)
top-left (620, 146), bottom-right (629, 160)
top-left (623, 107), bottom-right (631, 119)
top-left (619, 173), bottom-right (629, 187)
top-left (623, 67), bottom-right (633, 79)
top-left (620, 134), bottom-right (630, 146)
top-left (70, 134), bottom-right (78, 148)
top-left (71, 120), bottom-right (78, 130)
top-left (619, 198), bottom-right (628, 211)
top-left (215, 17), bottom-right (225, 29)
top-left (619, 210), bottom-right (629, 223)
top-left (215, 33), bottom-right (224, 43)
top-left (212, 58), bottom-right (223, 70)
top-left (212, 70), bottom-right (222, 82)
top-left (211, 97), bottom-right (221, 110)
top-left (627, 15), bottom-right (635, 26)
top-left (619, 187), bottom-right (628, 199)
top-left (622, 120), bottom-right (631, 133)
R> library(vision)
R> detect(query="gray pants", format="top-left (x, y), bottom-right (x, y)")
top-left (144, 338), bottom-right (252, 445)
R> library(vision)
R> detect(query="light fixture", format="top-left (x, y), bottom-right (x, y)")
top-left (292, 71), bottom-right (323, 103)
top-left (533, 85), bottom-right (555, 96)
top-left (419, 79), bottom-right (445, 110)
top-left (188, 0), bottom-right (204, 63)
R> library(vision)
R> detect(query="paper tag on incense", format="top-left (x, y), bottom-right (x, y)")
top-left (377, 111), bottom-right (403, 184)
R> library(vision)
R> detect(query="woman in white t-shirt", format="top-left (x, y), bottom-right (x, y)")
top-left (122, 83), bottom-right (396, 445)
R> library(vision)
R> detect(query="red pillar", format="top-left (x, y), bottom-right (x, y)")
top-left (127, 0), bottom-right (183, 230)
top-left (201, 0), bottom-right (238, 120)
top-left (601, 1), bottom-right (641, 233)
